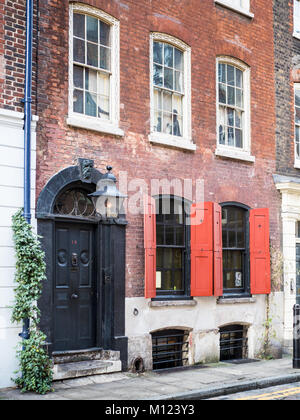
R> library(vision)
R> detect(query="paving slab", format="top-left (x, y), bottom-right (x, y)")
top-left (1, 357), bottom-right (300, 400)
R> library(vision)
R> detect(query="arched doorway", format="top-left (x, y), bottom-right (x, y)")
top-left (36, 164), bottom-right (128, 368)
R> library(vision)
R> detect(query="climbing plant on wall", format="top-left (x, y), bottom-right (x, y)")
top-left (11, 210), bottom-right (52, 394)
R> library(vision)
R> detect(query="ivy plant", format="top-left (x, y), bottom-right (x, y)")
top-left (11, 210), bottom-right (53, 394)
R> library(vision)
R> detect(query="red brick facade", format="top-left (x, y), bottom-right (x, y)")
top-left (36, 0), bottom-right (280, 297)
top-left (0, 0), bottom-right (37, 113)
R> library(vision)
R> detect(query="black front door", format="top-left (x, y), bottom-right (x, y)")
top-left (54, 222), bottom-right (97, 352)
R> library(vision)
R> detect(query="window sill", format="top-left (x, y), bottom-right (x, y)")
top-left (214, 0), bottom-right (254, 19)
top-left (294, 160), bottom-right (300, 169)
top-left (149, 132), bottom-right (196, 151)
top-left (215, 147), bottom-right (255, 163)
top-left (217, 297), bottom-right (256, 304)
top-left (67, 115), bottom-right (124, 137)
top-left (293, 32), bottom-right (300, 40)
top-left (149, 299), bottom-right (197, 308)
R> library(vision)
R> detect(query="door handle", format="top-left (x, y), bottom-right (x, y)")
top-left (71, 253), bottom-right (78, 267)
top-left (71, 293), bottom-right (79, 300)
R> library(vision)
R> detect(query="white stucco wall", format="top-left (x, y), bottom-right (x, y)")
top-left (276, 181), bottom-right (300, 353)
top-left (0, 109), bottom-right (37, 389)
top-left (125, 291), bottom-right (284, 370)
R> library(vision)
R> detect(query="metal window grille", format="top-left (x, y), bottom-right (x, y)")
top-left (152, 329), bottom-right (189, 370)
top-left (220, 325), bottom-right (248, 361)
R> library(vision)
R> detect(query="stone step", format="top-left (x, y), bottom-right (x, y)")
top-left (52, 348), bottom-right (120, 365)
top-left (52, 359), bottom-right (122, 381)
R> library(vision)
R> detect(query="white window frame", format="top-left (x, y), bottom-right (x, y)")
top-left (67, 3), bottom-right (123, 137)
top-left (214, 0), bottom-right (254, 19)
top-left (215, 56), bottom-right (255, 163)
top-left (294, 0), bottom-right (300, 39)
top-left (295, 84), bottom-right (300, 168)
top-left (149, 33), bottom-right (195, 151)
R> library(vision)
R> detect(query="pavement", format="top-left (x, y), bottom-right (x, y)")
top-left (1, 356), bottom-right (300, 400)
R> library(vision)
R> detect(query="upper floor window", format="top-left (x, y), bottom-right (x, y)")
top-left (149, 33), bottom-right (195, 151)
top-left (68, 4), bottom-right (123, 136)
top-left (295, 85), bottom-right (300, 165)
top-left (214, 0), bottom-right (253, 18)
top-left (216, 57), bottom-right (254, 162)
top-left (294, 0), bottom-right (300, 38)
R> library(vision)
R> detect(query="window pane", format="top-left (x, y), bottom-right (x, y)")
top-left (175, 227), bottom-right (184, 245)
top-left (227, 86), bottom-right (235, 106)
top-left (236, 68), bottom-right (243, 88)
top-left (74, 13), bottom-right (85, 39)
top-left (296, 107), bottom-right (300, 125)
top-left (163, 113), bottom-right (173, 135)
top-left (227, 65), bottom-right (235, 86)
top-left (228, 127), bottom-right (234, 146)
top-left (73, 65), bottom-right (83, 88)
top-left (98, 72), bottom-right (110, 96)
top-left (173, 113), bottom-right (182, 137)
top-left (218, 106), bottom-right (226, 145)
top-left (164, 248), bottom-right (173, 268)
top-left (163, 271), bottom-right (172, 290)
top-left (85, 92), bottom-right (97, 117)
top-left (154, 111), bottom-right (162, 132)
top-left (98, 95), bottom-right (110, 119)
top-left (174, 48), bottom-right (183, 71)
top-left (219, 83), bottom-right (226, 104)
top-left (86, 16), bottom-right (98, 43)
top-left (236, 88), bottom-right (243, 108)
top-left (165, 227), bottom-right (174, 245)
top-left (154, 89), bottom-right (162, 111)
top-left (100, 21), bottom-right (111, 46)
top-left (174, 270), bottom-right (183, 291)
top-left (235, 110), bottom-right (242, 128)
top-left (174, 70), bottom-right (183, 93)
top-left (153, 64), bottom-right (163, 87)
top-left (227, 108), bottom-right (234, 127)
top-left (87, 42), bottom-right (98, 67)
top-left (157, 225), bottom-right (164, 245)
top-left (157, 248), bottom-right (163, 267)
top-left (73, 89), bottom-right (83, 113)
top-left (164, 44), bottom-right (173, 67)
top-left (100, 46), bottom-right (110, 70)
top-left (164, 67), bottom-right (174, 90)
top-left (173, 94), bottom-right (182, 116)
top-left (153, 42), bottom-right (163, 65)
top-left (85, 68), bottom-right (97, 92)
top-left (235, 129), bottom-right (243, 148)
top-left (296, 89), bottom-right (300, 107)
top-left (73, 38), bottom-right (85, 63)
top-left (163, 91), bottom-right (172, 112)
top-left (218, 63), bottom-right (226, 83)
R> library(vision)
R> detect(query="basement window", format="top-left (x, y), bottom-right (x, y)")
top-left (151, 329), bottom-right (189, 370)
top-left (219, 324), bottom-right (248, 361)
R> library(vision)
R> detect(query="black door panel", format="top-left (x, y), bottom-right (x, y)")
top-left (54, 223), bottom-right (97, 352)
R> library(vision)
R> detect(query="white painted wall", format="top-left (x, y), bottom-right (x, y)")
top-left (125, 291), bottom-right (284, 370)
top-left (0, 109), bottom-right (37, 389)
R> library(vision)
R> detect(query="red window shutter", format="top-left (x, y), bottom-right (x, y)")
top-left (190, 202), bottom-right (214, 297)
top-left (144, 195), bottom-right (156, 298)
top-left (250, 208), bottom-right (271, 295)
top-left (213, 203), bottom-right (223, 297)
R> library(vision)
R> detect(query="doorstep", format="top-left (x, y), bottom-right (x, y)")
top-left (52, 348), bottom-right (122, 381)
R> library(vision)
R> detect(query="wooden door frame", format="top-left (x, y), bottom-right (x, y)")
top-left (36, 164), bottom-right (128, 369)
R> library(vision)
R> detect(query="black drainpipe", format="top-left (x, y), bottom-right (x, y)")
top-left (20, 0), bottom-right (33, 341)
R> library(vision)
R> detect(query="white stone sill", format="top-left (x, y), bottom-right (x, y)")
top-left (215, 147), bottom-right (255, 163)
top-left (149, 133), bottom-right (196, 151)
top-left (149, 299), bottom-right (197, 308)
top-left (293, 33), bottom-right (300, 40)
top-left (217, 297), bottom-right (256, 304)
top-left (294, 160), bottom-right (300, 170)
top-left (214, 0), bottom-right (254, 19)
top-left (67, 115), bottom-right (124, 137)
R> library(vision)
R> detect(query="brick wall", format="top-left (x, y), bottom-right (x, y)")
top-left (36, 0), bottom-right (281, 297)
top-left (0, 0), bottom-right (37, 113)
top-left (273, 0), bottom-right (300, 176)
